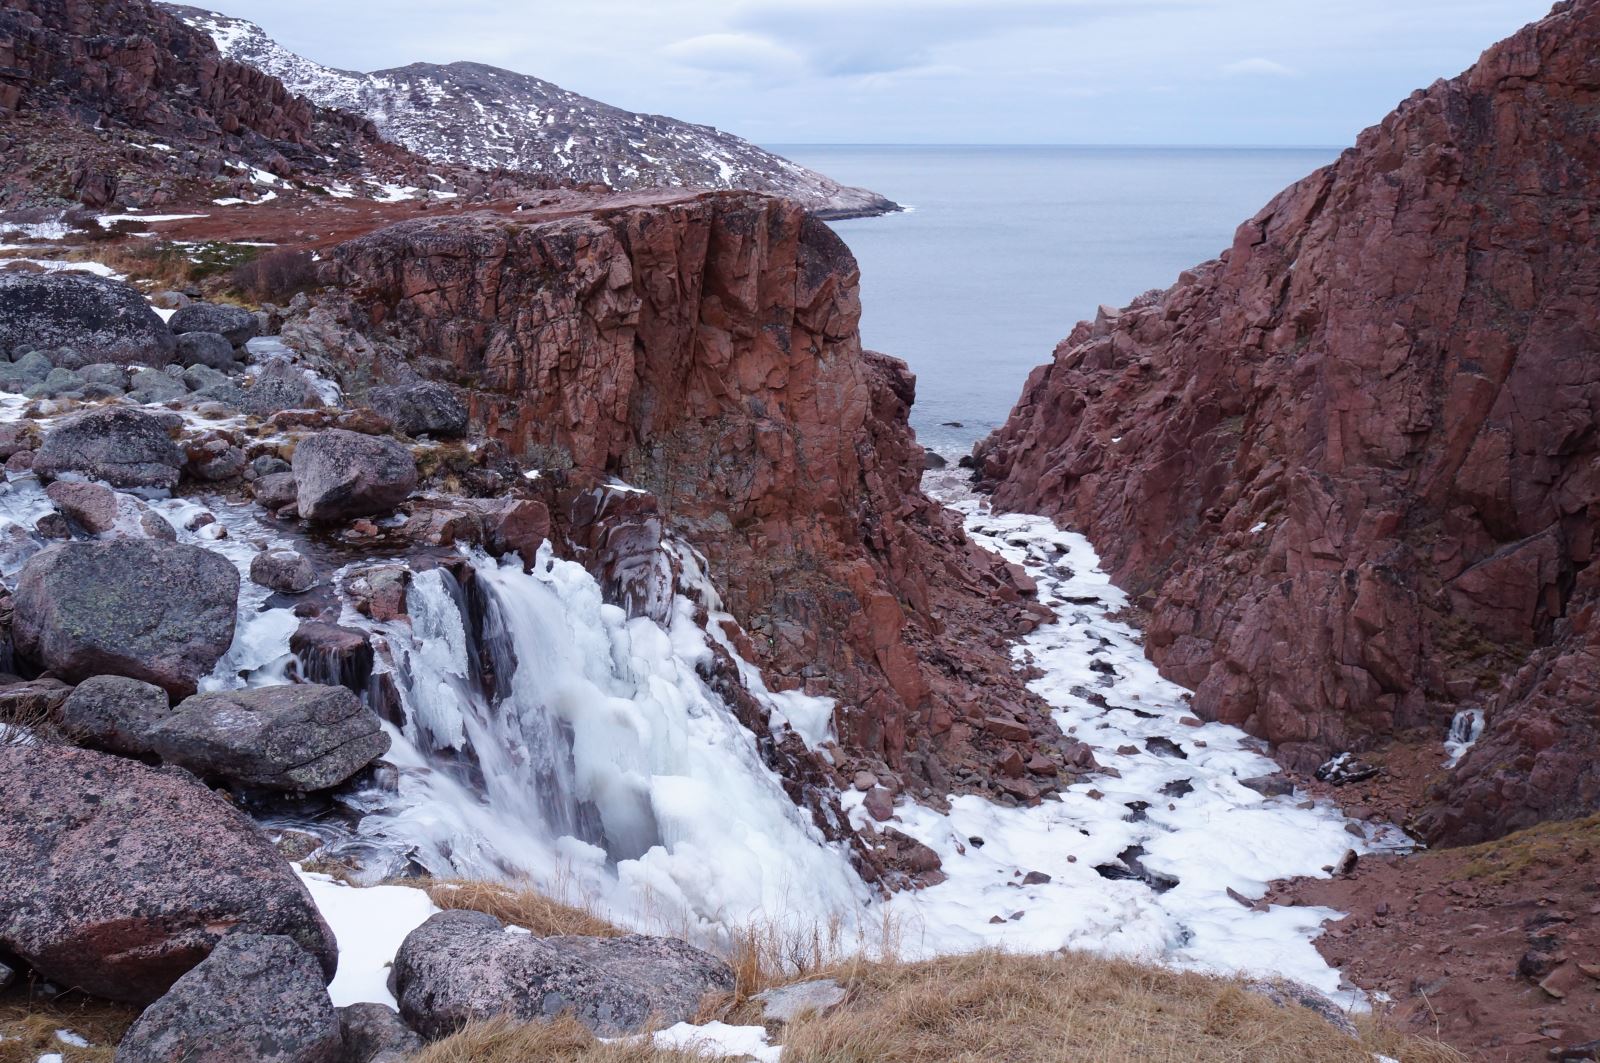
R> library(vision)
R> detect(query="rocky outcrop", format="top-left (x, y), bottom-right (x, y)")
top-left (13, 539), bottom-right (239, 696)
top-left (115, 934), bottom-right (343, 1063)
top-left (974, 0), bottom-right (1600, 843)
top-left (391, 909), bottom-right (735, 1038)
top-left (0, 744), bottom-right (337, 1005)
top-left (367, 380), bottom-right (467, 439)
top-left (0, 272), bottom-right (176, 363)
top-left (321, 191), bottom-right (1060, 808)
top-left (292, 428), bottom-right (417, 522)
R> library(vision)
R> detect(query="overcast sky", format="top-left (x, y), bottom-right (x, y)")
top-left (198, 0), bottom-right (1555, 146)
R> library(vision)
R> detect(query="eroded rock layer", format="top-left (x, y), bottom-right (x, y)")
top-left (975, 0), bottom-right (1600, 844)
top-left (318, 192), bottom-right (1062, 800)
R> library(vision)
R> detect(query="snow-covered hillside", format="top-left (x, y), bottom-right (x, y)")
top-left (164, 5), bottom-right (899, 219)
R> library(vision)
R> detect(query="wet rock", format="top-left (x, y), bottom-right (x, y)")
top-left (367, 380), bottom-right (468, 438)
top-left (338, 1002), bottom-right (423, 1063)
top-left (12, 539), bottom-right (239, 697)
top-left (391, 910), bottom-right (735, 1038)
top-left (0, 744), bottom-right (337, 1005)
top-left (250, 549), bottom-right (317, 594)
top-left (33, 406), bottom-right (183, 490)
top-left (168, 302), bottom-right (260, 347)
top-left (46, 481), bottom-right (168, 539)
top-left (114, 934), bottom-right (342, 1063)
top-left (752, 978), bottom-right (847, 1024)
top-left (186, 437), bottom-right (248, 481)
top-left (289, 622), bottom-right (373, 692)
top-left (293, 429), bottom-right (417, 522)
top-left (57, 674), bottom-right (172, 755)
top-left (145, 683), bottom-right (389, 792)
top-left (0, 272), bottom-right (176, 365)
top-left (348, 565), bottom-right (408, 622)
top-left (175, 331), bottom-right (239, 371)
top-left (250, 454), bottom-right (292, 479)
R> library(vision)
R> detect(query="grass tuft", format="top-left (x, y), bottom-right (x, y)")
top-left (408, 1015), bottom-right (710, 1063)
top-left (407, 876), bottom-right (627, 939)
top-left (0, 993), bottom-right (136, 1063)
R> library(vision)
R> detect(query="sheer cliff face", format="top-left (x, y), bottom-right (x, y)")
top-left (975, 0), bottom-right (1600, 843)
top-left (327, 192), bottom-right (1059, 795)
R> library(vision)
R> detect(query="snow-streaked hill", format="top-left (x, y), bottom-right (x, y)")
top-left (164, 5), bottom-right (898, 219)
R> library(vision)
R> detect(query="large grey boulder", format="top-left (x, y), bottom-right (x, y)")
top-left (32, 406), bottom-right (184, 490)
top-left (392, 909), bottom-right (735, 1039)
top-left (338, 1003), bottom-right (423, 1063)
top-left (167, 301), bottom-right (259, 347)
top-left (175, 331), bottom-right (238, 371)
top-left (145, 684), bottom-right (389, 792)
top-left (368, 381), bottom-right (468, 439)
top-left (0, 744), bottom-right (337, 1005)
top-left (12, 539), bottom-right (239, 697)
top-left (115, 935), bottom-right (342, 1063)
top-left (293, 429), bottom-right (416, 523)
top-left (0, 272), bottom-right (176, 365)
top-left (242, 360), bottom-right (322, 416)
top-left (58, 674), bottom-right (172, 755)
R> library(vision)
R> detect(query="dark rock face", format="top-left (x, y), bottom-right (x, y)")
top-left (290, 622), bottom-right (374, 693)
top-left (169, 301), bottom-right (260, 346)
top-left (367, 380), bottom-right (468, 438)
top-left (58, 673), bottom-right (172, 755)
top-left (974, 1), bottom-right (1600, 844)
top-left (32, 406), bottom-right (184, 490)
top-left (0, 744), bottom-right (337, 1005)
top-left (144, 683), bottom-right (390, 792)
top-left (293, 429), bottom-right (417, 522)
top-left (12, 539), bottom-right (239, 697)
top-left (114, 934), bottom-right (342, 1063)
top-left (0, 272), bottom-right (176, 364)
top-left (337, 1003), bottom-right (423, 1063)
top-left (392, 910), bottom-right (735, 1038)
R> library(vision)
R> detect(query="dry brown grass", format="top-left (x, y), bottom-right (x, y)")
top-left (408, 876), bottom-right (627, 939)
top-left (0, 992), bottom-right (137, 1063)
top-left (773, 951), bottom-right (1465, 1063)
top-left (407, 1015), bottom-right (713, 1063)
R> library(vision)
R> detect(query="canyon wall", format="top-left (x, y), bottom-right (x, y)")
top-left (318, 192), bottom-right (1066, 802)
top-left (975, 0), bottom-right (1600, 844)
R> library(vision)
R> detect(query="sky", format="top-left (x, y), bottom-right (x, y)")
top-left (194, 0), bottom-right (1557, 146)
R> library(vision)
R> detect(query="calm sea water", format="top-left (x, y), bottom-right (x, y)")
top-left (771, 145), bottom-right (1339, 454)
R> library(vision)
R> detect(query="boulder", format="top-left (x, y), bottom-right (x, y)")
top-left (25, 365), bottom-right (85, 399)
top-left (0, 272), bottom-right (176, 365)
top-left (57, 674), bottom-right (172, 755)
top-left (367, 381), bottom-right (468, 438)
top-left (392, 910), bottom-right (735, 1039)
top-left (175, 331), bottom-right (238, 371)
top-left (185, 437), bottom-right (247, 481)
top-left (115, 935), bottom-right (342, 1063)
top-left (293, 430), bottom-right (417, 522)
top-left (45, 480), bottom-right (174, 540)
top-left (0, 350), bottom-right (51, 391)
top-left (243, 360), bottom-right (322, 416)
top-left (0, 744), bottom-right (337, 1005)
top-left (127, 366), bottom-right (191, 404)
top-left (12, 539), bottom-right (239, 697)
top-left (144, 684), bottom-right (389, 792)
top-left (253, 470), bottom-right (299, 510)
top-left (250, 549), bottom-right (317, 594)
top-left (168, 302), bottom-right (259, 346)
top-left (81, 362), bottom-right (131, 389)
top-left (338, 1003), bottom-right (423, 1063)
top-left (752, 978), bottom-right (847, 1024)
top-left (289, 622), bottom-right (374, 692)
top-left (32, 406), bottom-right (184, 490)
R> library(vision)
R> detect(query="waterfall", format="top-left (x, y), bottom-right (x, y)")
top-left (334, 542), bottom-right (874, 944)
top-left (1443, 707), bottom-right (1485, 768)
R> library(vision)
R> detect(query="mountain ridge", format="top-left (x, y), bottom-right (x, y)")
top-left (162, 3), bottom-right (900, 219)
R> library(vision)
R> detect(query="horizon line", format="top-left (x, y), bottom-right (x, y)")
top-left (762, 141), bottom-right (1346, 151)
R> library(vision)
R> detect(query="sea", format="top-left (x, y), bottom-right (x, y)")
top-left (771, 145), bottom-right (1341, 455)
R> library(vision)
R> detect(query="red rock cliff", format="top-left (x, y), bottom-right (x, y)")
top-left (975, 0), bottom-right (1600, 844)
top-left (321, 191), bottom-right (1066, 803)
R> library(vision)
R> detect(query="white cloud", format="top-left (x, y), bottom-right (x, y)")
top-left (661, 32), bottom-right (805, 77)
top-left (1222, 57), bottom-right (1296, 77)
